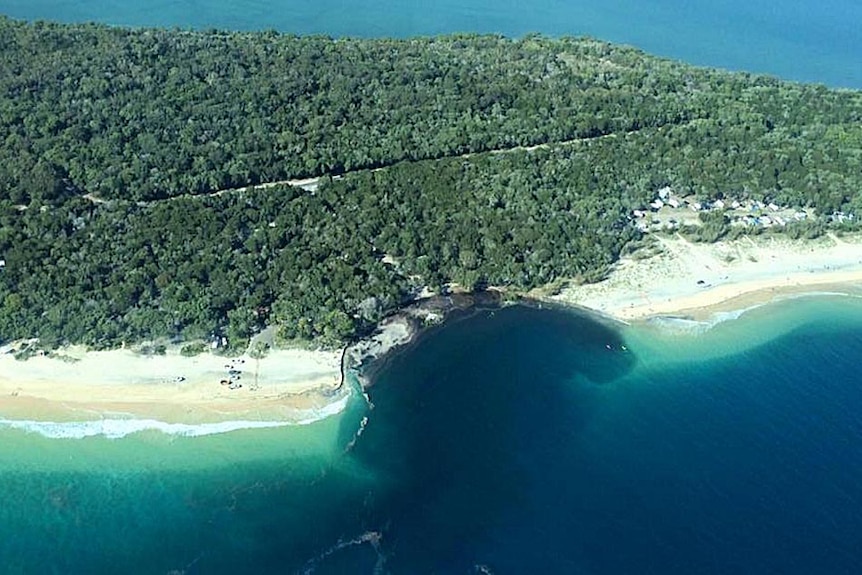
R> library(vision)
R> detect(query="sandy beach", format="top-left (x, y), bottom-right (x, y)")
top-left (4, 232), bottom-right (862, 426)
top-left (0, 345), bottom-right (344, 424)
top-left (549, 233), bottom-right (862, 322)
top-left (0, 308), bottom-right (421, 427)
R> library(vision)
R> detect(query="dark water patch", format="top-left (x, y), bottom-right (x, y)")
top-left (4, 301), bottom-right (862, 573)
top-left (314, 301), bottom-right (862, 573)
top-left (340, 305), bottom-right (636, 572)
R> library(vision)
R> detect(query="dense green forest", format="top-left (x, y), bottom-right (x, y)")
top-left (1, 18), bottom-right (861, 349)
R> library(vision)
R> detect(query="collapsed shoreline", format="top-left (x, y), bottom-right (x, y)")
top-left (342, 290), bottom-right (504, 388)
top-left (1, 233), bottom-right (861, 428)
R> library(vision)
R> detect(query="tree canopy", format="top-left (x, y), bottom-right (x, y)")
top-left (1, 18), bottom-right (860, 348)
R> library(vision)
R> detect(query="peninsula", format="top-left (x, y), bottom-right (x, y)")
top-left (0, 19), bottom-right (861, 424)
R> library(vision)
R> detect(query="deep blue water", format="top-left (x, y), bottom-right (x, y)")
top-left (341, 302), bottom-right (862, 573)
top-left (1, 0), bottom-right (861, 87)
top-left (2, 300), bottom-right (862, 573)
top-left (1, 2), bottom-right (862, 571)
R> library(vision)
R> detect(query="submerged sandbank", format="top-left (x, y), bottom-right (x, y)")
top-left (549, 233), bottom-right (862, 322)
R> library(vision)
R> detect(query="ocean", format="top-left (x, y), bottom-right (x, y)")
top-left (1, 0), bottom-right (861, 87)
top-left (2, 2), bottom-right (862, 573)
top-left (2, 298), bottom-right (862, 573)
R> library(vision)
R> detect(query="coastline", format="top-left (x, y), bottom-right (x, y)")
top-left (0, 345), bottom-right (345, 426)
top-left (546, 233), bottom-right (862, 323)
top-left (0, 292), bottom-right (493, 429)
top-left (2, 233), bottom-right (861, 430)
top-left (343, 291), bottom-right (500, 387)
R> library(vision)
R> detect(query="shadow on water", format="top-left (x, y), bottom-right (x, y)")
top-left (313, 304), bottom-right (636, 573)
top-left (302, 300), bottom-right (862, 574)
top-left (10, 300), bottom-right (853, 574)
top-left (0, 305), bottom-right (634, 575)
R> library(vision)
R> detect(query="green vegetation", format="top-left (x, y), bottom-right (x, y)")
top-left (1, 18), bottom-right (861, 348)
top-left (179, 342), bottom-right (208, 357)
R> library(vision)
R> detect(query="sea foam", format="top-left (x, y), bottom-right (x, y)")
top-left (0, 394), bottom-right (352, 439)
top-left (645, 303), bottom-right (765, 335)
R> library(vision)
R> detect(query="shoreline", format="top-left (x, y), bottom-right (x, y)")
top-left (0, 292), bottom-right (494, 428)
top-left (0, 345), bottom-right (346, 426)
top-left (546, 233), bottom-right (862, 323)
top-left (2, 234), bottom-right (861, 429)
top-left (342, 291), bottom-right (501, 387)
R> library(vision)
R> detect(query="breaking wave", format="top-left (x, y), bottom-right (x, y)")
top-left (0, 393), bottom-right (352, 439)
top-left (645, 303), bottom-right (765, 335)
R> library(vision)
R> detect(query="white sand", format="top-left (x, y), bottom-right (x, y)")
top-left (0, 345), bottom-right (342, 423)
top-left (549, 233), bottom-right (862, 321)
top-left (5, 233), bottom-right (862, 423)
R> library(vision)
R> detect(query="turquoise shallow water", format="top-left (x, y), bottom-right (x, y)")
top-left (1, 0), bottom-right (861, 87)
top-left (2, 297), bottom-right (862, 573)
top-left (0, 390), bottom-right (377, 573)
top-left (347, 298), bottom-right (862, 573)
top-left (1, 4), bottom-right (861, 570)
